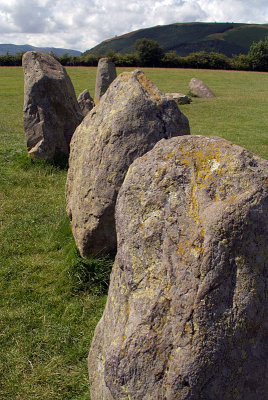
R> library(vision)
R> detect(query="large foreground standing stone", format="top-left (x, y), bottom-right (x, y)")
top-left (66, 69), bottom-right (190, 257)
top-left (189, 77), bottom-right (215, 98)
top-left (94, 58), bottom-right (117, 104)
top-left (88, 135), bottom-right (268, 400)
top-left (23, 51), bottom-right (83, 160)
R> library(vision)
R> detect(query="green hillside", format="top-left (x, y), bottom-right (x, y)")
top-left (83, 22), bottom-right (268, 57)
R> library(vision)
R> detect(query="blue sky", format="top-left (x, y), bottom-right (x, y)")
top-left (0, 0), bottom-right (267, 51)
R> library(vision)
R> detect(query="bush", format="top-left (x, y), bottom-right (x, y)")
top-left (80, 53), bottom-right (100, 66)
top-left (162, 51), bottom-right (181, 67)
top-left (1, 40), bottom-right (267, 71)
top-left (118, 53), bottom-right (139, 67)
top-left (231, 54), bottom-right (251, 70)
top-left (185, 51), bottom-right (211, 69)
top-left (248, 37), bottom-right (268, 71)
top-left (208, 52), bottom-right (231, 69)
top-left (0, 51), bottom-right (23, 66)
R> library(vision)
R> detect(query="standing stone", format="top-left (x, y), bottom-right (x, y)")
top-left (77, 89), bottom-right (94, 116)
top-left (66, 69), bottom-right (190, 257)
top-left (94, 58), bottom-right (117, 104)
top-left (23, 51), bottom-right (83, 160)
top-left (189, 78), bottom-right (215, 98)
top-left (88, 135), bottom-right (268, 400)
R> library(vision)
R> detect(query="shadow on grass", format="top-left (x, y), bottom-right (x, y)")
top-left (14, 151), bottom-right (69, 171)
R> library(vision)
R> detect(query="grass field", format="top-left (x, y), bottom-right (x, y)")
top-left (0, 66), bottom-right (267, 399)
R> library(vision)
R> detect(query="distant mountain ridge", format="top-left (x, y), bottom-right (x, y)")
top-left (0, 44), bottom-right (82, 56)
top-left (83, 22), bottom-right (268, 57)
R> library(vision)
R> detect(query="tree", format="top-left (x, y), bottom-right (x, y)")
top-left (135, 38), bottom-right (164, 67)
top-left (208, 52), bottom-right (230, 70)
top-left (58, 53), bottom-right (71, 66)
top-left (248, 37), bottom-right (268, 71)
top-left (231, 54), bottom-right (250, 71)
top-left (186, 51), bottom-right (210, 69)
top-left (162, 51), bottom-right (180, 67)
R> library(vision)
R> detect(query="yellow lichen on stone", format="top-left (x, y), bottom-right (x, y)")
top-left (138, 221), bottom-right (144, 230)
top-left (120, 71), bottom-right (132, 81)
top-left (136, 71), bottom-right (162, 104)
top-left (164, 151), bottom-right (175, 161)
top-left (121, 335), bottom-right (126, 347)
top-left (154, 164), bottom-right (168, 181)
top-left (191, 244), bottom-right (204, 258)
top-left (178, 142), bottom-right (225, 183)
top-left (111, 336), bottom-right (121, 346)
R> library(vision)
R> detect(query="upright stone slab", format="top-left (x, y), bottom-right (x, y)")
top-left (88, 135), bottom-right (268, 400)
top-left (66, 69), bottom-right (190, 257)
top-left (189, 78), bottom-right (215, 98)
top-left (23, 51), bottom-right (83, 160)
top-left (94, 58), bottom-right (117, 104)
top-left (77, 89), bottom-right (94, 116)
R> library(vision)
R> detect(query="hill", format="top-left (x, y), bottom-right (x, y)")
top-left (83, 22), bottom-right (268, 57)
top-left (0, 44), bottom-right (82, 56)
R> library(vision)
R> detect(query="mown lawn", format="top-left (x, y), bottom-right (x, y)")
top-left (0, 66), bottom-right (267, 399)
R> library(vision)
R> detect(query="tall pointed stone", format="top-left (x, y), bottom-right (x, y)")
top-left (94, 58), bottom-right (117, 104)
top-left (23, 51), bottom-right (83, 160)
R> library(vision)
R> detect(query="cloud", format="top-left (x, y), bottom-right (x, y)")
top-left (197, 0), bottom-right (268, 24)
top-left (0, 0), bottom-right (267, 51)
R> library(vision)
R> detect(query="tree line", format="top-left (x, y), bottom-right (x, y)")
top-left (1, 37), bottom-right (267, 71)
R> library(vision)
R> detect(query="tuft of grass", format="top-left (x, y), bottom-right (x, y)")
top-left (65, 243), bottom-right (114, 295)
top-left (187, 90), bottom-right (198, 98)
top-left (177, 96), bottom-right (192, 105)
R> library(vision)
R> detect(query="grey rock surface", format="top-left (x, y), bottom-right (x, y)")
top-left (165, 92), bottom-right (191, 104)
top-left (88, 135), bottom-right (268, 400)
top-left (23, 51), bottom-right (83, 160)
top-left (189, 78), bottom-right (215, 98)
top-left (94, 58), bottom-right (117, 103)
top-left (66, 69), bottom-right (190, 257)
top-left (77, 89), bottom-right (94, 116)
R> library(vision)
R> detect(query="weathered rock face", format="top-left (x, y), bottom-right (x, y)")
top-left (66, 69), bottom-right (190, 257)
top-left (94, 58), bottom-right (117, 104)
top-left (88, 135), bottom-right (268, 400)
top-left (189, 78), bottom-right (215, 98)
top-left (23, 51), bottom-right (83, 160)
top-left (77, 89), bottom-right (94, 116)
top-left (165, 92), bottom-right (191, 104)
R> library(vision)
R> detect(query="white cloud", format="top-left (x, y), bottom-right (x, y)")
top-left (0, 0), bottom-right (267, 51)
top-left (197, 0), bottom-right (268, 24)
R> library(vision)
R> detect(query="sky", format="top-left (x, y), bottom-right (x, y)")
top-left (0, 0), bottom-right (267, 52)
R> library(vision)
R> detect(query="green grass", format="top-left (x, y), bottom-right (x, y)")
top-left (0, 66), bottom-right (267, 399)
top-left (136, 68), bottom-right (268, 158)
